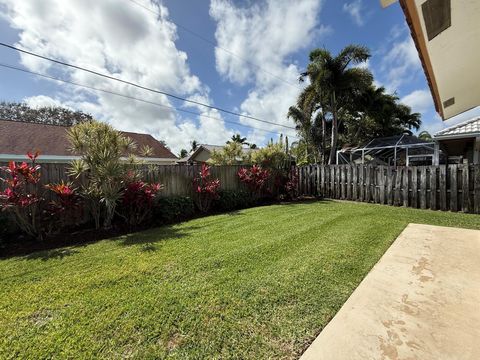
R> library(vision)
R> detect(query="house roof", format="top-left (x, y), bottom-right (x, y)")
top-left (183, 143), bottom-right (258, 162)
top-left (434, 117), bottom-right (480, 139)
top-left (0, 119), bottom-right (177, 159)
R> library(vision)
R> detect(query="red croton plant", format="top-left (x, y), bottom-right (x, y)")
top-left (237, 165), bottom-right (270, 198)
top-left (193, 164), bottom-right (220, 212)
top-left (45, 181), bottom-right (82, 229)
top-left (121, 177), bottom-right (163, 226)
top-left (0, 151), bottom-right (42, 237)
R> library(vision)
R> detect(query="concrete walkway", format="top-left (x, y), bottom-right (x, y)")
top-left (300, 224), bottom-right (480, 360)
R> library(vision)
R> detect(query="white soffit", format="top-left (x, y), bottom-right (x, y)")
top-left (415, 0), bottom-right (480, 120)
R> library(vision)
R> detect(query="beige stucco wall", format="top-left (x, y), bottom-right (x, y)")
top-left (414, 0), bottom-right (480, 119)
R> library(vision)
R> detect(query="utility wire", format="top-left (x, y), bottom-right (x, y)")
top-left (0, 63), bottom-right (298, 138)
top-left (0, 42), bottom-right (297, 131)
top-left (124, 0), bottom-right (303, 91)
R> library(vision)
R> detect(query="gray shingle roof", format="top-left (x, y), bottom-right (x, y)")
top-left (434, 117), bottom-right (480, 138)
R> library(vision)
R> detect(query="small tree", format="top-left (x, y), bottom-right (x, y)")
top-left (193, 164), bottom-right (220, 213)
top-left (67, 121), bottom-right (137, 229)
top-left (0, 152), bottom-right (42, 238)
top-left (179, 149), bottom-right (189, 158)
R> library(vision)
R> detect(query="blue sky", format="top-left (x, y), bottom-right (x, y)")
top-left (0, 0), bottom-right (476, 153)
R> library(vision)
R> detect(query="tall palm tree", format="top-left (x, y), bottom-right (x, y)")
top-left (190, 140), bottom-right (198, 153)
top-left (301, 45), bottom-right (373, 164)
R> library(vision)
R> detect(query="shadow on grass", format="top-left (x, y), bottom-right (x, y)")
top-left (24, 248), bottom-right (80, 261)
top-left (118, 225), bottom-right (201, 251)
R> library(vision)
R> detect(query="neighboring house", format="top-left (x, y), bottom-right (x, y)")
top-left (177, 144), bottom-right (257, 164)
top-left (433, 117), bottom-right (480, 164)
top-left (384, 0), bottom-right (480, 121)
top-left (0, 119), bottom-right (178, 164)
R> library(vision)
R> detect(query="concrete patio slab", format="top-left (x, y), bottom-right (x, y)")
top-left (300, 223), bottom-right (480, 360)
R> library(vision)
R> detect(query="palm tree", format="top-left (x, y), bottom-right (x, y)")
top-left (190, 140), bottom-right (198, 153)
top-left (228, 134), bottom-right (249, 146)
top-left (288, 83), bottom-right (328, 164)
top-left (301, 45), bottom-right (373, 164)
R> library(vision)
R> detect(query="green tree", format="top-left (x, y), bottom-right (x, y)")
top-left (343, 86), bottom-right (421, 146)
top-left (0, 101), bottom-right (93, 126)
top-left (179, 149), bottom-right (189, 158)
top-left (301, 45), bottom-right (372, 164)
top-left (418, 130), bottom-right (433, 142)
top-left (67, 121), bottom-right (137, 229)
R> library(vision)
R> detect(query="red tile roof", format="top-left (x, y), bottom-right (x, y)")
top-left (0, 119), bottom-right (177, 159)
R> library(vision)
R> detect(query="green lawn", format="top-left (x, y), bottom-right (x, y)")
top-left (1, 201), bottom-right (479, 359)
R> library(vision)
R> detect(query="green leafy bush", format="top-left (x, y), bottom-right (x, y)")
top-left (213, 190), bottom-right (255, 212)
top-left (153, 196), bottom-right (195, 224)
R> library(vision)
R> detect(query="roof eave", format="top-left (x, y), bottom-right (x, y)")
top-left (434, 133), bottom-right (480, 141)
top-left (399, 0), bottom-right (444, 119)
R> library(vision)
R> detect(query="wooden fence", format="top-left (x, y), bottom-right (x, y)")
top-left (297, 164), bottom-right (480, 214)
top-left (3, 161), bottom-right (480, 214)
top-left (0, 162), bottom-right (244, 198)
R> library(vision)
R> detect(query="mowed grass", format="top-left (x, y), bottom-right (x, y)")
top-left (1, 201), bottom-right (479, 359)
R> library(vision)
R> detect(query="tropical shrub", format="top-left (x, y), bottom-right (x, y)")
top-left (283, 168), bottom-right (299, 200)
top-left (251, 136), bottom-right (291, 170)
top-left (213, 190), bottom-right (255, 212)
top-left (119, 180), bottom-right (163, 226)
top-left (67, 121), bottom-right (137, 229)
top-left (45, 181), bottom-right (82, 230)
top-left (237, 165), bottom-right (270, 198)
top-left (193, 164), bottom-right (220, 212)
top-left (153, 196), bottom-right (195, 223)
top-left (0, 151), bottom-right (43, 238)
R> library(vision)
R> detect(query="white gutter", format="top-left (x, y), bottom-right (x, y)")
top-left (433, 133), bottom-right (480, 141)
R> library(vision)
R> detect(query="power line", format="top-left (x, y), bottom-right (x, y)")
top-left (0, 42), bottom-right (297, 131)
top-left (124, 0), bottom-right (303, 91)
top-left (0, 63), bottom-right (298, 139)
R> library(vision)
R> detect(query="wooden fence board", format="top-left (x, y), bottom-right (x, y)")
top-left (475, 166), bottom-right (480, 214)
top-left (450, 165), bottom-right (458, 211)
top-left (430, 166), bottom-right (437, 210)
top-left (462, 165), bottom-right (470, 212)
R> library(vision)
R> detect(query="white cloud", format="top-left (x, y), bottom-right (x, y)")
top-left (379, 35), bottom-right (422, 93)
top-left (23, 95), bottom-right (68, 109)
top-left (209, 0), bottom-right (325, 143)
top-left (0, 0), bottom-right (232, 152)
top-left (343, 0), bottom-right (365, 27)
top-left (400, 89), bottom-right (433, 114)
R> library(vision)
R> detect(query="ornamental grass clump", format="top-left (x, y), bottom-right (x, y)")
top-left (193, 164), bottom-right (220, 213)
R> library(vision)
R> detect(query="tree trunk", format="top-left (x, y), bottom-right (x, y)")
top-left (329, 92), bottom-right (338, 165)
top-left (321, 111), bottom-right (326, 165)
